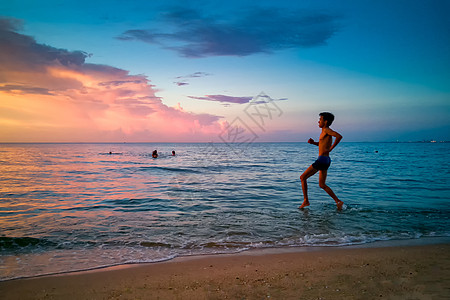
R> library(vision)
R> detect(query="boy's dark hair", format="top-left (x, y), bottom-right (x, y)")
top-left (319, 112), bottom-right (335, 127)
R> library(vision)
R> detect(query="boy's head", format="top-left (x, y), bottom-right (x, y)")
top-left (319, 112), bottom-right (334, 127)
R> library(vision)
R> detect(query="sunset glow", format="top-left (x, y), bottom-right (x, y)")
top-left (1, 0), bottom-right (449, 142)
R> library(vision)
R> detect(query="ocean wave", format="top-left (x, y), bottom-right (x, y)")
top-left (0, 236), bottom-right (57, 251)
top-left (120, 165), bottom-right (203, 174)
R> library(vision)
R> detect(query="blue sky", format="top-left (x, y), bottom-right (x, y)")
top-left (1, 0), bottom-right (449, 142)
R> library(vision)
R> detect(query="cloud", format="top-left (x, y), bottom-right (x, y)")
top-left (188, 93), bottom-right (287, 105)
top-left (117, 7), bottom-right (340, 58)
top-left (0, 17), bottom-right (223, 142)
top-left (0, 84), bottom-right (53, 95)
top-left (251, 93), bottom-right (288, 104)
top-left (177, 71), bottom-right (211, 79)
top-left (189, 95), bottom-right (253, 104)
top-left (173, 71), bottom-right (211, 86)
top-left (98, 79), bottom-right (148, 87)
top-left (0, 17), bottom-right (23, 31)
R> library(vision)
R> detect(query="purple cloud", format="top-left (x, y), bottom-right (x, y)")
top-left (117, 7), bottom-right (340, 58)
top-left (189, 95), bottom-right (253, 104)
top-left (173, 71), bottom-right (212, 86)
top-left (175, 72), bottom-right (211, 79)
top-left (174, 81), bottom-right (189, 86)
top-left (0, 17), bottom-right (88, 80)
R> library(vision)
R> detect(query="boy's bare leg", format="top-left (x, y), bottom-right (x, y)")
top-left (299, 166), bottom-right (318, 209)
top-left (319, 170), bottom-right (344, 210)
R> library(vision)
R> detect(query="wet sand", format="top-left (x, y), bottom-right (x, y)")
top-left (1, 244), bottom-right (449, 299)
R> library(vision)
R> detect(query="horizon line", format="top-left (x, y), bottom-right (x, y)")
top-left (0, 141), bottom-right (448, 144)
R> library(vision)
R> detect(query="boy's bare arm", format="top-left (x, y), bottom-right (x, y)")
top-left (325, 128), bottom-right (342, 152)
top-left (308, 138), bottom-right (319, 146)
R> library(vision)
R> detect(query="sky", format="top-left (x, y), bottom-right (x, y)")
top-left (1, 0), bottom-right (449, 142)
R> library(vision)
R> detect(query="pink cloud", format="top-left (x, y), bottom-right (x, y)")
top-left (0, 18), bottom-right (223, 142)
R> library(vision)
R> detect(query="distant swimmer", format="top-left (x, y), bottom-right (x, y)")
top-left (106, 151), bottom-right (122, 155)
top-left (172, 150), bottom-right (176, 156)
top-left (299, 112), bottom-right (344, 210)
top-left (152, 150), bottom-right (158, 158)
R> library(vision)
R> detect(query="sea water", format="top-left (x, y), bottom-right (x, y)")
top-left (1, 142), bottom-right (449, 280)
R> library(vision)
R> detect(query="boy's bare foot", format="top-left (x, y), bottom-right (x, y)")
top-left (336, 200), bottom-right (344, 210)
top-left (299, 201), bottom-right (310, 209)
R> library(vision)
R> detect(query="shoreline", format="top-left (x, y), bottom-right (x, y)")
top-left (1, 240), bottom-right (449, 299)
top-left (54, 236), bottom-right (450, 277)
top-left (2, 236), bottom-right (449, 283)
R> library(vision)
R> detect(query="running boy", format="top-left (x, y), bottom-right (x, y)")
top-left (300, 112), bottom-right (343, 210)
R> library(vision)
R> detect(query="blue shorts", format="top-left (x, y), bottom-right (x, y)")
top-left (312, 156), bottom-right (331, 171)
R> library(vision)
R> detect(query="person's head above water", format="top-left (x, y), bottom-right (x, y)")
top-left (172, 151), bottom-right (176, 156)
top-left (319, 112), bottom-right (334, 128)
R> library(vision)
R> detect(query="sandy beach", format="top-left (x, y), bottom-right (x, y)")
top-left (1, 243), bottom-right (449, 300)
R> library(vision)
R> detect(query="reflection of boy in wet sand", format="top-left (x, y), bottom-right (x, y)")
top-left (300, 112), bottom-right (343, 210)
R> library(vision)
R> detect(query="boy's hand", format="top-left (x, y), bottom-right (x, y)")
top-left (308, 138), bottom-right (315, 144)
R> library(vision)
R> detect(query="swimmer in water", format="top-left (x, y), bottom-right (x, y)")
top-left (152, 150), bottom-right (158, 158)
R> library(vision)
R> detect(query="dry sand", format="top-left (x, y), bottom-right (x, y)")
top-left (1, 244), bottom-right (449, 300)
